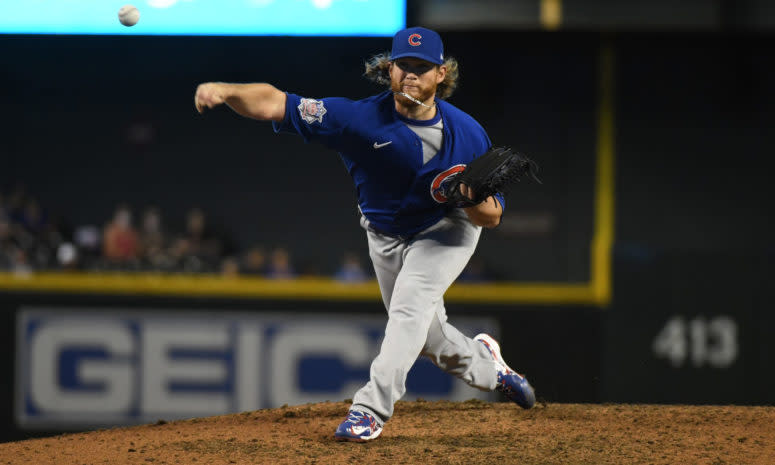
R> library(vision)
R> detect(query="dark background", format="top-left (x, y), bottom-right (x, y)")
top-left (1, 4), bottom-right (773, 443)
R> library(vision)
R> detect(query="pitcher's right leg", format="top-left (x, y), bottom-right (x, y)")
top-left (420, 302), bottom-right (499, 391)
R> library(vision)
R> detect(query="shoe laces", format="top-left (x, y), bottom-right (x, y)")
top-left (345, 411), bottom-right (373, 427)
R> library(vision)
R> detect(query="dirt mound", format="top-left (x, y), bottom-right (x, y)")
top-left (1, 400), bottom-right (773, 465)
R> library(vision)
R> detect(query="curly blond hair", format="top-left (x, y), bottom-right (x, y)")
top-left (363, 52), bottom-right (460, 100)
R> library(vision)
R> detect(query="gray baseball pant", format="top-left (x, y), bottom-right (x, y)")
top-left (350, 210), bottom-right (499, 425)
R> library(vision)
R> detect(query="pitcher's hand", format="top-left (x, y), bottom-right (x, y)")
top-left (195, 82), bottom-right (227, 114)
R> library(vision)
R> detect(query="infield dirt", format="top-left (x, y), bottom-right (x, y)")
top-left (0, 400), bottom-right (773, 465)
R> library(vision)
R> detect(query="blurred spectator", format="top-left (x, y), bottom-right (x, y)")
top-left (18, 197), bottom-right (48, 237)
top-left (56, 242), bottom-right (79, 270)
top-left (5, 189), bottom-right (37, 254)
top-left (138, 206), bottom-right (175, 270)
top-left (20, 197), bottom-right (63, 269)
top-left (1, 188), bottom-right (62, 270)
top-left (266, 247), bottom-right (296, 279)
top-left (241, 246), bottom-right (267, 275)
top-left (74, 224), bottom-right (101, 267)
top-left (102, 204), bottom-right (140, 266)
top-left (9, 247), bottom-right (33, 277)
top-left (220, 256), bottom-right (240, 278)
top-left (5, 184), bottom-right (28, 221)
top-left (140, 206), bottom-right (165, 251)
top-left (0, 215), bottom-right (15, 270)
top-left (334, 252), bottom-right (369, 283)
top-left (170, 207), bottom-right (223, 272)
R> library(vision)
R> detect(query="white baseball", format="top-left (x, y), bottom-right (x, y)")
top-left (118, 5), bottom-right (140, 27)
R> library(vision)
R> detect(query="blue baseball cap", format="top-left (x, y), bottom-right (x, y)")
top-left (391, 27), bottom-right (444, 65)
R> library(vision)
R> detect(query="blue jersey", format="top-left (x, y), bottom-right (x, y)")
top-left (273, 90), bottom-right (504, 236)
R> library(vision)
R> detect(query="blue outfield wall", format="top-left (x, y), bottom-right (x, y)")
top-left (15, 308), bottom-right (497, 429)
top-left (0, 293), bottom-right (603, 442)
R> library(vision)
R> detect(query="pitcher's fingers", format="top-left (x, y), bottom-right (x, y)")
top-left (194, 89), bottom-right (204, 112)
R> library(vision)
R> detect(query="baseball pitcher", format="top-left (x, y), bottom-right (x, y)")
top-left (194, 26), bottom-right (537, 442)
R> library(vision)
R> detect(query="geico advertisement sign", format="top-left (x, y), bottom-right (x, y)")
top-left (16, 308), bottom-right (498, 428)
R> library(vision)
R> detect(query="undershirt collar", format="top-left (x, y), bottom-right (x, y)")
top-left (393, 104), bottom-right (442, 127)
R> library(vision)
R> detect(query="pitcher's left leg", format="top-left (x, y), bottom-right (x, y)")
top-left (349, 264), bottom-right (441, 424)
top-left (350, 213), bottom-right (482, 424)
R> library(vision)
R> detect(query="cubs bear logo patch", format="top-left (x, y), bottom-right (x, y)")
top-left (430, 164), bottom-right (467, 203)
top-left (298, 98), bottom-right (327, 124)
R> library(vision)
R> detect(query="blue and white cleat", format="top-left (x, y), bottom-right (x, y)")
top-left (334, 410), bottom-right (383, 442)
top-left (475, 333), bottom-right (536, 409)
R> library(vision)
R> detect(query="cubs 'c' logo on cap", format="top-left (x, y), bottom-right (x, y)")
top-left (298, 98), bottom-right (327, 124)
top-left (408, 33), bottom-right (422, 46)
top-left (430, 164), bottom-right (466, 203)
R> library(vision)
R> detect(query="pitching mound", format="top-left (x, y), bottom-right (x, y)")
top-left (1, 400), bottom-right (773, 464)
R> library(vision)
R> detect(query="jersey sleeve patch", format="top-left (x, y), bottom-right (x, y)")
top-left (298, 98), bottom-right (327, 124)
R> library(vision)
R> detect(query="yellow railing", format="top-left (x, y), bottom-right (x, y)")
top-left (0, 272), bottom-right (597, 304)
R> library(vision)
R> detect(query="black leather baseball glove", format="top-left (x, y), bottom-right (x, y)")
top-left (444, 146), bottom-right (542, 208)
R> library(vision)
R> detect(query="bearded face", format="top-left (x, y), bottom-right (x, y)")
top-left (390, 58), bottom-right (443, 107)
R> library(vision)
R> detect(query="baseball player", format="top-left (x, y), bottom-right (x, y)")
top-left (194, 26), bottom-right (536, 442)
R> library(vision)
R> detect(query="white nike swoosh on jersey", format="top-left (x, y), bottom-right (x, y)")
top-left (373, 141), bottom-right (393, 149)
